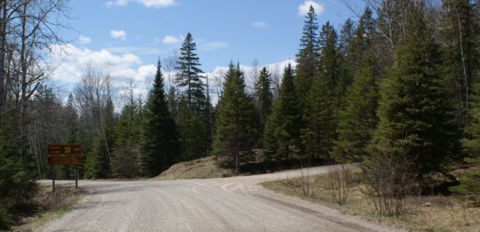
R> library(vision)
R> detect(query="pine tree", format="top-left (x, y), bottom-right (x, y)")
top-left (264, 64), bottom-right (303, 163)
top-left (455, 81), bottom-right (480, 205)
top-left (302, 69), bottom-right (336, 163)
top-left (332, 52), bottom-right (379, 163)
top-left (142, 60), bottom-right (180, 176)
top-left (111, 102), bottom-right (143, 178)
top-left (254, 67), bottom-right (273, 140)
top-left (175, 32), bottom-right (211, 158)
top-left (336, 9), bottom-right (376, 112)
top-left (84, 135), bottom-right (104, 179)
top-left (176, 32), bottom-right (208, 111)
top-left (0, 111), bottom-right (36, 224)
top-left (371, 3), bottom-right (459, 177)
top-left (213, 64), bottom-right (258, 170)
top-left (295, 6), bottom-right (320, 103)
top-left (177, 98), bottom-right (208, 161)
top-left (318, 22), bottom-right (341, 119)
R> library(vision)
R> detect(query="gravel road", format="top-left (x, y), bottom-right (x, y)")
top-left (37, 165), bottom-right (398, 232)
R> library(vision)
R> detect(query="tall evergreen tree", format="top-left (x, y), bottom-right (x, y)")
top-left (176, 32), bottom-right (208, 111)
top-left (264, 64), bottom-right (303, 163)
top-left (332, 53), bottom-right (379, 163)
top-left (295, 6), bottom-right (320, 103)
top-left (111, 101), bottom-right (143, 178)
top-left (318, 22), bottom-right (342, 118)
top-left (371, 3), bottom-right (459, 177)
top-left (254, 67), bottom-right (273, 140)
top-left (177, 98), bottom-right (209, 161)
top-left (302, 69), bottom-right (336, 163)
top-left (454, 80), bottom-right (480, 205)
top-left (175, 32), bottom-right (211, 158)
top-left (213, 64), bottom-right (258, 170)
top-left (142, 60), bottom-right (180, 176)
top-left (336, 9), bottom-right (376, 111)
top-left (84, 135), bottom-right (105, 179)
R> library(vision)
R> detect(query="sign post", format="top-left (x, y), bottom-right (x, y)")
top-left (47, 144), bottom-right (82, 191)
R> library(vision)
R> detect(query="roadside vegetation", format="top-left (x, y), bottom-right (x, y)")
top-left (263, 165), bottom-right (480, 232)
top-left (4, 186), bottom-right (83, 231)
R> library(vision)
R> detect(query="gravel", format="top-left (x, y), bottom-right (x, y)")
top-left (37, 165), bottom-right (398, 232)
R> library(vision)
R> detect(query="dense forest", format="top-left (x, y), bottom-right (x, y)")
top-left (1, 0), bottom-right (479, 227)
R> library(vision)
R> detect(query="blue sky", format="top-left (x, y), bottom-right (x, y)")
top-left (51, 0), bottom-right (362, 102)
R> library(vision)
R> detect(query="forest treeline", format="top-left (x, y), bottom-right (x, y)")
top-left (1, 0), bottom-right (480, 228)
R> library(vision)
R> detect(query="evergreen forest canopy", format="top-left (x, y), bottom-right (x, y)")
top-left (0, 0), bottom-right (480, 228)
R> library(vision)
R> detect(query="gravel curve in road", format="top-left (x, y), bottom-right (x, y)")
top-left (38, 165), bottom-right (399, 232)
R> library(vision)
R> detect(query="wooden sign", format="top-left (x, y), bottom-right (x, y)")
top-left (48, 144), bottom-right (82, 155)
top-left (48, 154), bottom-right (82, 166)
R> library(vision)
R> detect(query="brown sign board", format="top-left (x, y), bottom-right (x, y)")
top-left (48, 144), bottom-right (82, 155)
top-left (48, 154), bottom-right (82, 166)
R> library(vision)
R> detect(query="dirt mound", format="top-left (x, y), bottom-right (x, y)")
top-left (154, 156), bottom-right (233, 180)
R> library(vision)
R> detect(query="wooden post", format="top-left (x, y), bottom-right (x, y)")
top-left (235, 152), bottom-right (239, 176)
top-left (52, 167), bottom-right (55, 192)
top-left (75, 166), bottom-right (78, 189)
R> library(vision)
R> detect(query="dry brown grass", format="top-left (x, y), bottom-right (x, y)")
top-left (11, 185), bottom-right (83, 231)
top-left (155, 156), bottom-right (233, 180)
top-left (263, 171), bottom-right (480, 232)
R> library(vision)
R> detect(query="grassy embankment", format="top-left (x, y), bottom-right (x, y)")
top-left (155, 156), bottom-right (234, 180)
top-left (262, 166), bottom-right (480, 232)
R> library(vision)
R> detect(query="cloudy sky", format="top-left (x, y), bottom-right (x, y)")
top-left (51, 0), bottom-right (360, 103)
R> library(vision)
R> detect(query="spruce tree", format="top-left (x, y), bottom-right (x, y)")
top-left (264, 64), bottom-right (303, 163)
top-left (177, 98), bottom-right (209, 161)
top-left (371, 3), bottom-right (459, 177)
top-left (455, 81), bottom-right (480, 205)
top-left (84, 135), bottom-right (104, 179)
top-left (336, 8), bottom-right (376, 112)
top-left (111, 101), bottom-right (143, 178)
top-left (213, 64), bottom-right (258, 170)
top-left (254, 67), bottom-right (273, 140)
top-left (175, 32), bottom-right (211, 159)
top-left (142, 60), bottom-right (180, 176)
top-left (332, 53), bottom-right (379, 163)
top-left (295, 6), bottom-right (320, 103)
top-left (318, 22), bottom-right (341, 117)
top-left (176, 32), bottom-right (208, 111)
top-left (302, 69), bottom-right (336, 163)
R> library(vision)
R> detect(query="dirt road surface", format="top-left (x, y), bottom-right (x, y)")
top-left (37, 165), bottom-right (398, 232)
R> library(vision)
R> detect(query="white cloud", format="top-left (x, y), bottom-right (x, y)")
top-left (251, 21), bottom-right (270, 29)
top-left (78, 35), bottom-right (91, 45)
top-left (106, 0), bottom-right (128, 7)
top-left (110, 29), bottom-right (127, 40)
top-left (49, 44), bottom-right (153, 98)
top-left (106, 0), bottom-right (176, 8)
top-left (199, 41), bottom-right (229, 51)
top-left (162, 35), bottom-right (183, 44)
top-left (137, 0), bottom-right (176, 8)
top-left (298, 0), bottom-right (324, 16)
